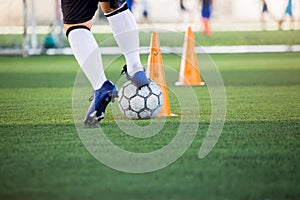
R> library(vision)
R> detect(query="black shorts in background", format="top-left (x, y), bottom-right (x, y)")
top-left (61, 0), bottom-right (125, 24)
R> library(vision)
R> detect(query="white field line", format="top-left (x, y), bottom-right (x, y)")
top-left (0, 45), bottom-right (299, 56)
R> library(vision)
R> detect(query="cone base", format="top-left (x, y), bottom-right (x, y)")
top-left (158, 113), bottom-right (178, 117)
top-left (175, 81), bottom-right (205, 86)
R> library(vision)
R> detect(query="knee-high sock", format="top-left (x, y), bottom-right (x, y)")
top-left (68, 27), bottom-right (107, 90)
top-left (106, 7), bottom-right (143, 76)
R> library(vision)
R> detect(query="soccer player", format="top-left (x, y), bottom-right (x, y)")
top-left (260, 0), bottom-right (278, 30)
top-left (279, 0), bottom-right (295, 30)
top-left (199, 0), bottom-right (213, 36)
top-left (141, 0), bottom-right (149, 21)
top-left (61, 0), bottom-right (150, 127)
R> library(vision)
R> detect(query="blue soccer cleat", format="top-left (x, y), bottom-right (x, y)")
top-left (121, 65), bottom-right (150, 88)
top-left (84, 80), bottom-right (118, 127)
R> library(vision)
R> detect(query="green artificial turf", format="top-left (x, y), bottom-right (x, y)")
top-left (0, 52), bottom-right (299, 200)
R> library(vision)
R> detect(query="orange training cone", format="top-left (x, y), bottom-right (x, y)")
top-left (147, 32), bottom-right (174, 117)
top-left (175, 26), bottom-right (205, 86)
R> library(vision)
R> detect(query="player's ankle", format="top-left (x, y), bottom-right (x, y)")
top-left (127, 65), bottom-right (144, 77)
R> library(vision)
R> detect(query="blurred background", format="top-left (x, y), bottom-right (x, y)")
top-left (0, 0), bottom-right (299, 55)
top-left (1, 0), bottom-right (300, 27)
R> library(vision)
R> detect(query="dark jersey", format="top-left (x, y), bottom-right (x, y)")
top-left (61, 0), bottom-right (125, 24)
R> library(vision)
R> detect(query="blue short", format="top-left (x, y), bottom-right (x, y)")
top-left (285, 5), bottom-right (293, 16)
top-left (202, 5), bottom-right (212, 19)
top-left (262, 2), bottom-right (268, 13)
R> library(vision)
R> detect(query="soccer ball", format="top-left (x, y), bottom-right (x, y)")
top-left (118, 80), bottom-right (163, 120)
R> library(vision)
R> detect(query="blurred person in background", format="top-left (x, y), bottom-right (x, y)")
top-left (199, 0), bottom-right (213, 36)
top-left (180, 0), bottom-right (186, 11)
top-left (260, 0), bottom-right (279, 30)
top-left (279, 0), bottom-right (295, 30)
top-left (141, 0), bottom-right (149, 22)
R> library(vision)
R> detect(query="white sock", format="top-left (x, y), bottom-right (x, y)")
top-left (106, 9), bottom-right (143, 76)
top-left (68, 28), bottom-right (107, 90)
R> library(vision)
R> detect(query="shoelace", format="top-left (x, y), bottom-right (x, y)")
top-left (120, 64), bottom-right (127, 75)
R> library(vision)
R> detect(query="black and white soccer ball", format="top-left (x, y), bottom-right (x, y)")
top-left (118, 80), bottom-right (163, 120)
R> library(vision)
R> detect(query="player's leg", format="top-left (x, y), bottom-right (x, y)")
top-left (62, 0), bottom-right (106, 90)
top-left (286, 4), bottom-right (294, 30)
top-left (279, 1), bottom-right (293, 30)
top-left (201, 6), bottom-right (212, 35)
top-left (100, 0), bottom-right (150, 88)
top-left (65, 21), bottom-right (108, 91)
top-left (261, 1), bottom-right (267, 30)
top-left (62, 0), bottom-right (117, 126)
